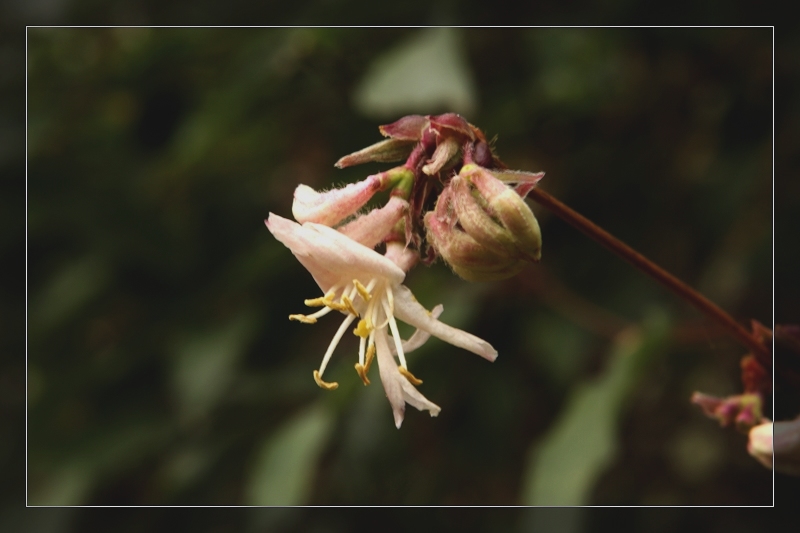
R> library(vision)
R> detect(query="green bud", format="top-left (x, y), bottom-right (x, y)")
top-left (424, 196), bottom-right (526, 282)
top-left (334, 138), bottom-right (417, 169)
top-left (450, 176), bottom-right (518, 257)
top-left (461, 164), bottom-right (542, 262)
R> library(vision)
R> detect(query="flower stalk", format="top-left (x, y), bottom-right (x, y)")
top-left (525, 186), bottom-right (769, 360)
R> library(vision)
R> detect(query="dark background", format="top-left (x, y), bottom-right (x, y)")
top-left (2, 12), bottom-right (796, 533)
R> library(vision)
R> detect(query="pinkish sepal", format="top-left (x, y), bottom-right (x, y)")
top-left (378, 115), bottom-right (429, 140)
top-left (429, 113), bottom-right (478, 141)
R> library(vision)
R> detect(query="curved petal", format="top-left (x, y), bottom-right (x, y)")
top-left (291, 176), bottom-right (381, 226)
top-left (375, 329), bottom-right (440, 429)
top-left (266, 214), bottom-right (406, 287)
top-left (392, 285), bottom-right (498, 362)
top-left (338, 196), bottom-right (407, 249)
top-left (391, 304), bottom-right (444, 355)
top-left (375, 328), bottom-right (408, 429)
top-left (306, 223), bottom-right (406, 284)
top-left (400, 380), bottom-right (441, 419)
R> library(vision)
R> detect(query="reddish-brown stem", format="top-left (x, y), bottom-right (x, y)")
top-left (527, 187), bottom-right (769, 360)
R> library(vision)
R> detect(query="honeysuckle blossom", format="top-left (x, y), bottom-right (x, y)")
top-left (265, 213), bottom-right (497, 428)
top-left (748, 417), bottom-right (800, 475)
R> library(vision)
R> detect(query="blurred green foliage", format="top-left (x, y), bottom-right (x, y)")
top-left (11, 22), bottom-right (789, 531)
top-left (523, 313), bottom-right (670, 506)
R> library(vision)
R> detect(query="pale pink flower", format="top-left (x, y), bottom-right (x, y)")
top-left (748, 417), bottom-right (800, 476)
top-left (291, 177), bottom-right (382, 226)
top-left (291, 168), bottom-right (413, 228)
top-left (265, 213), bottom-right (497, 428)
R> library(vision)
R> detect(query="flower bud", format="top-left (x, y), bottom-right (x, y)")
top-left (422, 137), bottom-right (460, 176)
top-left (425, 195), bottom-right (526, 282)
top-left (450, 176), bottom-right (517, 256)
top-left (292, 168), bottom-right (411, 227)
top-left (334, 138), bottom-right (417, 169)
top-left (460, 164), bottom-right (542, 262)
top-left (691, 391), bottom-right (763, 432)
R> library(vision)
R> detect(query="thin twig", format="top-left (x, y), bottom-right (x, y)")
top-left (527, 187), bottom-right (770, 360)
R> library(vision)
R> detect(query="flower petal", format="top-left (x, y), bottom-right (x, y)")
top-left (266, 213), bottom-right (406, 291)
top-left (391, 304), bottom-right (444, 355)
top-left (392, 284), bottom-right (498, 362)
top-left (375, 328), bottom-right (408, 428)
top-left (375, 329), bottom-right (440, 429)
top-left (400, 379), bottom-right (441, 419)
top-left (306, 223), bottom-right (406, 283)
top-left (265, 213), bottom-right (342, 290)
top-left (747, 421), bottom-right (773, 470)
top-left (291, 176), bottom-right (382, 226)
top-left (337, 196), bottom-right (407, 249)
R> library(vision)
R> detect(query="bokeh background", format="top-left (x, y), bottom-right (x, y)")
top-left (5, 21), bottom-right (797, 532)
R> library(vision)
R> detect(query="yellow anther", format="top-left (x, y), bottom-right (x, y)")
top-left (364, 344), bottom-right (376, 374)
top-left (323, 300), bottom-right (346, 312)
top-left (313, 370), bottom-right (338, 390)
top-left (322, 294), bottom-right (355, 315)
top-left (398, 366), bottom-right (423, 385)
top-left (353, 319), bottom-right (373, 338)
top-left (341, 295), bottom-right (358, 316)
top-left (353, 279), bottom-right (372, 301)
top-left (364, 344), bottom-right (375, 372)
top-left (289, 314), bottom-right (317, 324)
top-left (354, 363), bottom-right (370, 386)
top-left (304, 291), bottom-right (335, 307)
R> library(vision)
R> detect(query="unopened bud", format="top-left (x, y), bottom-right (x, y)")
top-left (292, 176), bottom-right (380, 226)
top-left (292, 168), bottom-right (412, 227)
top-left (425, 204), bottom-right (525, 282)
top-left (691, 391), bottom-right (763, 432)
top-left (460, 164), bottom-right (542, 262)
top-left (334, 138), bottom-right (417, 169)
top-left (422, 137), bottom-right (460, 176)
top-left (450, 176), bottom-right (517, 256)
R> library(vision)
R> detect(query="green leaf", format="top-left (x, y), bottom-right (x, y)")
top-left (32, 256), bottom-right (110, 332)
top-left (245, 402), bottom-right (336, 506)
top-left (353, 28), bottom-right (477, 118)
top-left (172, 311), bottom-right (258, 422)
top-left (521, 313), bottom-right (670, 505)
top-left (30, 417), bottom-right (170, 505)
